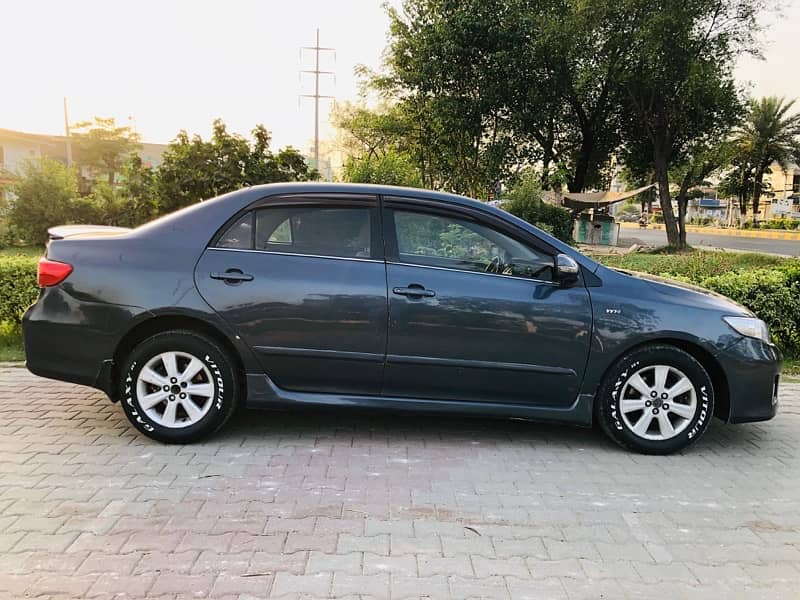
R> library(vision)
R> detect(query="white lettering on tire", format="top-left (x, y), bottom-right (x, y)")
top-left (124, 361), bottom-right (154, 432)
top-left (687, 384), bottom-right (710, 439)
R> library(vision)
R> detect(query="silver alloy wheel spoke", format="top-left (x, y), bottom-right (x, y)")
top-left (135, 351), bottom-right (215, 429)
top-left (162, 399), bottom-right (178, 426)
top-left (667, 377), bottom-right (694, 398)
top-left (669, 402), bottom-right (695, 419)
top-left (656, 411), bottom-right (675, 437)
top-left (621, 398), bottom-right (647, 413)
top-left (161, 353), bottom-right (179, 378)
top-left (182, 357), bottom-right (206, 382)
top-left (140, 390), bottom-right (168, 410)
top-left (654, 365), bottom-right (669, 391)
top-left (186, 383), bottom-right (213, 397)
top-left (180, 398), bottom-right (204, 421)
top-left (140, 367), bottom-right (168, 387)
top-left (632, 411), bottom-right (654, 436)
top-left (626, 374), bottom-right (651, 397)
top-left (618, 364), bottom-right (698, 442)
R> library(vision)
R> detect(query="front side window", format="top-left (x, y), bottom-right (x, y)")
top-left (393, 210), bottom-right (554, 280)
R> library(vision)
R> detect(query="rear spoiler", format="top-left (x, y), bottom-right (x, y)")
top-left (47, 225), bottom-right (131, 241)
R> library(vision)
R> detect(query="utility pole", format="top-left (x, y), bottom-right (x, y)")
top-left (300, 28), bottom-right (335, 171)
top-left (63, 97), bottom-right (73, 167)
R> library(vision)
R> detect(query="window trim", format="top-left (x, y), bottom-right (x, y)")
top-left (381, 201), bottom-right (558, 283)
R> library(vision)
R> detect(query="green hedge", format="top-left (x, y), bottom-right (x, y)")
top-left (701, 268), bottom-right (800, 353)
top-left (0, 256), bottom-right (39, 324)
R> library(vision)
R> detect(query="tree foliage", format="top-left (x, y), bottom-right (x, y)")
top-left (72, 117), bottom-right (141, 186)
top-left (155, 119), bottom-right (318, 214)
top-left (729, 96), bottom-right (800, 221)
top-left (346, 0), bottom-right (772, 247)
top-left (3, 120), bottom-right (318, 243)
top-left (6, 158), bottom-right (79, 244)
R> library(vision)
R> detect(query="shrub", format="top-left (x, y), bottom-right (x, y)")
top-left (0, 255), bottom-right (39, 324)
top-left (703, 269), bottom-right (800, 353)
top-left (503, 178), bottom-right (573, 243)
top-left (7, 159), bottom-right (79, 245)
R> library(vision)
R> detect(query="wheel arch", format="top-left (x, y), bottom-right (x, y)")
top-left (110, 314), bottom-right (247, 401)
top-left (596, 337), bottom-right (730, 422)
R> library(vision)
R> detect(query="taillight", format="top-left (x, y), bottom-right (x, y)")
top-left (37, 257), bottom-right (73, 287)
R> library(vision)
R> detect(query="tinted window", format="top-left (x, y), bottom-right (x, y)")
top-left (216, 212), bottom-right (253, 249)
top-left (255, 206), bottom-right (374, 259)
top-left (393, 210), bottom-right (554, 280)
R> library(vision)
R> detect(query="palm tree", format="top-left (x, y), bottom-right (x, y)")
top-left (732, 97), bottom-right (800, 223)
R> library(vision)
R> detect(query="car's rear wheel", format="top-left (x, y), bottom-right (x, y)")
top-left (119, 330), bottom-right (239, 443)
top-left (596, 344), bottom-right (714, 455)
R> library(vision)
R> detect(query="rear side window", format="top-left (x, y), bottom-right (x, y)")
top-left (216, 213), bottom-right (253, 249)
top-left (256, 207), bottom-right (373, 258)
top-left (214, 205), bottom-right (376, 259)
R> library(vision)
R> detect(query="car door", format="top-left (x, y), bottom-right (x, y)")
top-left (382, 200), bottom-right (592, 408)
top-left (195, 195), bottom-right (387, 395)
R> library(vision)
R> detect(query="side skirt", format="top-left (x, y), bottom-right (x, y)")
top-left (245, 374), bottom-right (594, 426)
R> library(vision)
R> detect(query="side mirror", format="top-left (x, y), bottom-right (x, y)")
top-left (555, 254), bottom-right (580, 285)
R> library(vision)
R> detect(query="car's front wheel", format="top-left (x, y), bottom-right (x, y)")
top-left (119, 330), bottom-right (239, 443)
top-left (596, 344), bottom-right (714, 454)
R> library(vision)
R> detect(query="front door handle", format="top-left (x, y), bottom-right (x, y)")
top-left (393, 284), bottom-right (435, 298)
top-left (210, 269), bottom-right (254, 283)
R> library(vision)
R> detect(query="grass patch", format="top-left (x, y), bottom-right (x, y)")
top-left (0, 322), bottom-right (24, 362)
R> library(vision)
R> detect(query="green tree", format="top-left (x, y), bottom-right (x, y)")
top-left (7, 159), bottom-right (79, 244)
top-left (502, 170), bottom-right (574, 242)
top-left (670, 141), bottom-right (738, 244)
top-left (156, 119), bottom-right (318, 214)
top-left (71, 117), bottom-right (141, 187)
top-left (731, 96), bottom-right (800, 222)
top-left (619, 0), bottom-right (761, 247)
top-left (342, 151), bottom-right (422, 187)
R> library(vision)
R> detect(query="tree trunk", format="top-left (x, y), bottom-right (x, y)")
top-left (568, 135), bottom-right (594, 193)
top-left (675, 172), bottom-right (694, 247)
top-left (751, 162), bottom-right (770, 225)
top-left (654, 156), bottom-right (680, 247)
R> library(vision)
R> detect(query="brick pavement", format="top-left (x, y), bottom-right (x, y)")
top-left (0, 365), bottom-right (798, 599)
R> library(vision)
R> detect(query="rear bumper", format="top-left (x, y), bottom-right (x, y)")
top-left (718, 338), bottom-right (782, 424)
top-left (22, 288), bottom-right (145, 397)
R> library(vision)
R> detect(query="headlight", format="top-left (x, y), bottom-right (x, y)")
top-left (723, 316), bottom-right (770, 343)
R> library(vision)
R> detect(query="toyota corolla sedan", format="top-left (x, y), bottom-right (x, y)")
top-left (23, 183), bottom-right (781, 454)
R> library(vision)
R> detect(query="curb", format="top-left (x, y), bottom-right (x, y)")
top-left (619, 222), bottom-right (800, 240)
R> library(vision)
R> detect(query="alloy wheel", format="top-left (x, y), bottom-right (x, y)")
top-left (619, 364), bottom-right (697, 441)
top-left (135, 351), bottom-right (215, 428)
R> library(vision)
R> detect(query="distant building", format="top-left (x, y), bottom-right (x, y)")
top-left (765, 161), bottom-right (800, 220)
top-left (0, 127), bottom-right (168, 199)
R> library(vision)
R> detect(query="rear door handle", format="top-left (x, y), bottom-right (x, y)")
top-left (210, 269), bottom-right (254, 283)
top-left (393, 285), bottom-right (435, 298)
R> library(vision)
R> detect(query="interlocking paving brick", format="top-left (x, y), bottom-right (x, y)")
top-left (0, 367), bottom-right (798, 599)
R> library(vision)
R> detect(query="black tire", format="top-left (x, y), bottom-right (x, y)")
top-left (119, 329), bottom-right (240, 443)
top-left (596, 344), bottom-right (714, 455)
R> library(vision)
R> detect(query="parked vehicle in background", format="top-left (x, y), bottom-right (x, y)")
top-left (23, 183), bottom-right (781, 454)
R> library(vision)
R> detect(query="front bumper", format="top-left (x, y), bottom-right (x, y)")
top-left (718, 337), bottom-right (782, 424)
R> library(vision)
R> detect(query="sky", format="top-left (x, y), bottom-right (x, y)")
top-left (1, 0), bottom-right (799, 152)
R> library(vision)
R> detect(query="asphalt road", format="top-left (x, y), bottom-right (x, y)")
top-left (623, 227), bottom-right (800, 256)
